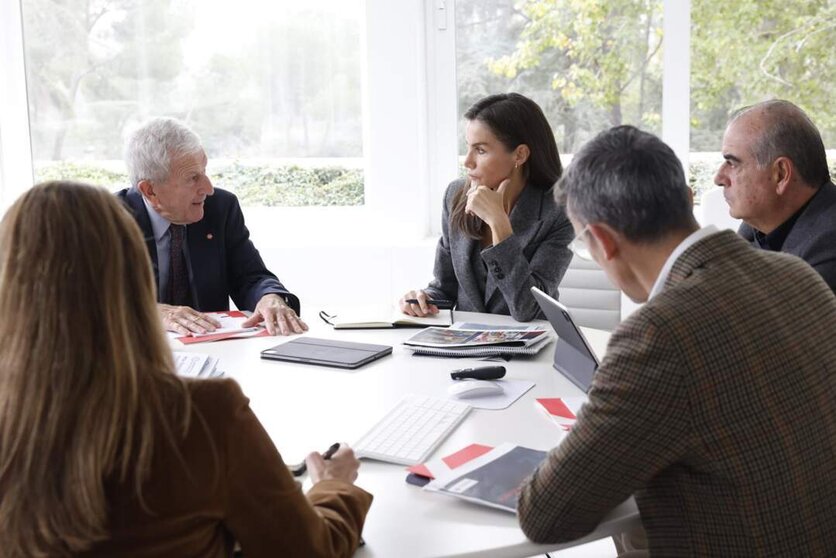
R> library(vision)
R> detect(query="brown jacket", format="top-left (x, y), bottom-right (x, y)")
top-left (518, 230), bottom-right (836, 555)
top-left (82, 379), bottom-right (372, 557)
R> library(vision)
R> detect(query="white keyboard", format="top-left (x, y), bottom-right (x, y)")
top-left (354, 395), bottom-right (471, 465)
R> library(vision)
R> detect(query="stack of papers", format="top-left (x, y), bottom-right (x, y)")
top-left (403, 322), bottom-right (552, 358)
top-left (173, 351), bottom-right (223, 379)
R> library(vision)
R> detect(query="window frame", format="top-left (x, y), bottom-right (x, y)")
top-left (2, 0), bottom-right (692, 241)
top-left (0, 0), bottom-right (34, 211)
top-left (424, 0), bottom-right (692, 321)
top-left (0, 0), bottom-right (438, 243)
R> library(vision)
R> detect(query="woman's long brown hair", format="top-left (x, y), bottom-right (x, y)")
top-left (0, 182), bottom-right (190, 556)
top-left (451, 93), bottom-right (563, 239)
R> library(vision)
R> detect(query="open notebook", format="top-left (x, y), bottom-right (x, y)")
top-left (319, 307), bottom-right (453, 329)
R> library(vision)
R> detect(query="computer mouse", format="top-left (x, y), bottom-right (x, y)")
top-left (447, 380), bottom-right (504, 399)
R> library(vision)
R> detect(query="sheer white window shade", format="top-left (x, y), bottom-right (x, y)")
top-left (0, 0), bottom-right (34, 209)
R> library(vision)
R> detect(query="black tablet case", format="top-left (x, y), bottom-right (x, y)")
top-left (260, 337), bottom-right (392, 369)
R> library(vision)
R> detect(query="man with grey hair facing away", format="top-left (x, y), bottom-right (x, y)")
top-left (715, 99), bottom-right (836, 292)
top-left (517, 125), bottom-right (836, 556)
top-left (119, 117), bottom-right (307, 336)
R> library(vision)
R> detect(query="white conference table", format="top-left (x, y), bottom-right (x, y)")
top-left (172, 310), bottom-right (640, 557)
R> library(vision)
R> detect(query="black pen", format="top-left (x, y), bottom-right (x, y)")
top-left (321, 442), bottom-right (340, 460)
top-left (291, 444), bottom-right (366, 547)
top-left (290, 442), bottom-right (340, 476)
top-left (405, 298), bottom-right (454, 309)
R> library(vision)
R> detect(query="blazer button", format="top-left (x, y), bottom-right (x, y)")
top-left (496, 273), bottom-right (505, 280)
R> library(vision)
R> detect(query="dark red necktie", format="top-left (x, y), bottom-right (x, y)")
top-left (168, 224), bottom-right (191, 306)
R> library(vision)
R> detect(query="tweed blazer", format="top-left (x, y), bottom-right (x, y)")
top-left (518, 230), bottom-right (836, 555)
top-left (84, 379), bottom-right (372, 557)
top-left (739, 180), bottom-right (836, 293)
top-left (424, 179), bottom-right (573, 321)
top-left (117, 187), bottom-right (299, 314)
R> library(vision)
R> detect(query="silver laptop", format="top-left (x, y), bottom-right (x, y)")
top-left (531, 287), bottom-right (599, 392)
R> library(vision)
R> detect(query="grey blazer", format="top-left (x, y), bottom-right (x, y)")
top-left (424, 179), bottom-right (573, 321)
top-left (739, 180), bottom-right (836, 293)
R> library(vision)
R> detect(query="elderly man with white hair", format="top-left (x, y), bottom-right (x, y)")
top-left (118, 117), bottom-right (307, 336)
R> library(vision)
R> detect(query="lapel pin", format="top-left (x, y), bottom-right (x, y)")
top-left (206, 233), bottom-right (214, 240)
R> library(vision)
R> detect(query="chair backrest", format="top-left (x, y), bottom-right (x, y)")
top-left (558, 255), bottom-right (621, 331)
top-left (698, 187), bottom-right (741, 231)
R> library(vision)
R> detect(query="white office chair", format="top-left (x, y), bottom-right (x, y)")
top-left (698, 187), bottom-right (741, 231)
top-left (558, 255), bottom-right (621, 331)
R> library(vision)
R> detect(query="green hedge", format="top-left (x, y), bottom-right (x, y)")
top-left (35, 162), bottom-right (127, 190)
top-left (213, 163), bottom-right (364, 207)
top-left (33, 158), bottom-right (836, 208)
top-left (34, 161), bottom-right (365, 207)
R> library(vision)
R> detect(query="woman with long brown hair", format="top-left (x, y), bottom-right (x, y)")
top-left (0, 181), bottom-right (371, 557)
top-left (400, 93), bottom-right (573, 321)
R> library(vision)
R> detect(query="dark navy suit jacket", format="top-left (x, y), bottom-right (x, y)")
top-left (117, 187), bottom-right (300, 314)
top-left (739, 180), bottom-right (836, 294)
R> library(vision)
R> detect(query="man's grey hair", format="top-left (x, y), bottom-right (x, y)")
top-left (730, 99), bottom-right (830, 187)
top-left (124, 118), bottom-right (203, 187)
top-left (556, 125), bottom-right (697, 243)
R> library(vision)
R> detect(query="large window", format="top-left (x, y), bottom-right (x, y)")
top-left (455, 0), bottom-right (663, 157)
top-left (10, 0), bottom-right (836, 220)
top-left (689, 0), bottom-right (836, 197)
top-left (452, 0), bottom-right (836, 201)
top-left (22, 0), bottom-right (364, 207)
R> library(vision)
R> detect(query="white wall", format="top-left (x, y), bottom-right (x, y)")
top-left (249, 227), bottom-right (439, 314)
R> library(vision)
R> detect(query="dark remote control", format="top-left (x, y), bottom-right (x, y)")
top-left (450, 365), bottom-right (506, 380)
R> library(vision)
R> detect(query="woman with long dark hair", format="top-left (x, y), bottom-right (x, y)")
top-left (401, 93), bottom-right (573, 321)
top-left (0, 182), bottom-right (371, 557)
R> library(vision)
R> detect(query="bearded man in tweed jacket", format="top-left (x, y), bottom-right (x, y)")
top-left (517, 125), bottom-right (836, 556)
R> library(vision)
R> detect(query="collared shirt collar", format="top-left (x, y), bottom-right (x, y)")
top-left (648, 225), bottom-right (718, 300)
top-left (752, 194), bottom-right (814, 252)
top-left (142, 195), bottom-right (173, 240)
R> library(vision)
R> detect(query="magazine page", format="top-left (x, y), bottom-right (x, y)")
top-left (403, 325), bottom-right (548, 348)
top-left (424, 443), bottom-right (548, 512)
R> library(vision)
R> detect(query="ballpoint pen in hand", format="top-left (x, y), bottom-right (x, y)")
top-left (287, 443), bottom-right (367, 546)
top-left (289, 442), bottom-right (340, 477)
top-left (404, 298), bottom-right (454, 309)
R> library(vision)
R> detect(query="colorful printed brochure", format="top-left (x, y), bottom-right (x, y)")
top-left (424, 443), bottom-right (548, 512)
